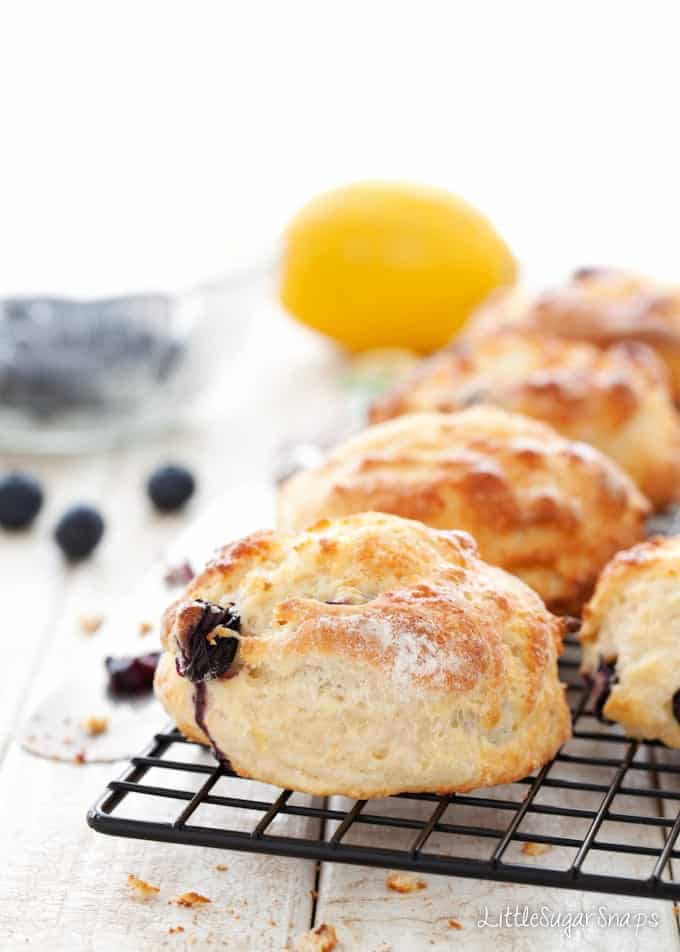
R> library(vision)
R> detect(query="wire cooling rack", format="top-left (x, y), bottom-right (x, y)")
top-left (87, 636), bottom-right (680, 899)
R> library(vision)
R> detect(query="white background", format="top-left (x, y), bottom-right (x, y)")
top-left (0, 0), bottom-right (679, 296)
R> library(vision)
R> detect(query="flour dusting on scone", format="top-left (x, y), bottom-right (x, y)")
top-left (580, 535), bottom-right (680, 747)
top-left (369, 332), bottom-right (680, 507)
top-left (155, 512), bottom-right (570, 798)
top-left (278, 408), bottom-right (649, 614)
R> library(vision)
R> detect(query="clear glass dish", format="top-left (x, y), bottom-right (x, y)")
top-left (0, 272), bottom-right (262, 453)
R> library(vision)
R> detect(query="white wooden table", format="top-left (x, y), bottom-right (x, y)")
top-left (1, 312), bottom-right (679, 951)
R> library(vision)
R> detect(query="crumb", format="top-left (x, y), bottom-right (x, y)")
top-left (79, 614), bottom-right (104, 635)
top-left (521, 841), bottom-right (552, 857)
top-left (215, 864), bottom-right (228, 872)
top-left (293, 923), bottom-right (337, 952)
top-left (309, 888), bottom-right (319, 899)
top-left (171, 891), bottom-right (211, 908)
top-left (386, 872), bottom-right (426, 893)
top-left (164, 561), bottom-right (195, 586)
top-left (139, 621), bottom-right (154, 636)
top-left (168, 926), bottom-right (185, 935)
top-left (127, 874), bottom-right (160, 899)
top-left (73, 751), bottom-right (86, 765)
top-left (82, 715), bottom-right (109, 737)
top-left (448, 919), bottom-right (463, 929)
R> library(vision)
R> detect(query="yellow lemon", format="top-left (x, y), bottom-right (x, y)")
top-left (280, 181), bottom-right (517, 353)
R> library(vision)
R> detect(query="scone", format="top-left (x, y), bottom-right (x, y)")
top-left (466, 268), bottom-right (680, 402)
top-left (580, 535), bottom-right (680, 747)
top-left (278, 408), bottom-right (650, 614)
top-left (155, 512), bottom-right (571, 796)
top-left (369, 331), bottom-right (680, 506)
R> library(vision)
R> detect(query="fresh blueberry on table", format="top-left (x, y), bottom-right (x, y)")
top-left (0, 472), bottom-right (44, 529)
top-left (147, 464), bottom-right (195, 511)
top-left (105, 652), bottom-right (160, 695)
top-left (54, 505), bottom-right (105, 560)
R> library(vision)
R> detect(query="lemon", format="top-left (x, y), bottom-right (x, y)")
top-left (280, 181), bottom-right (517, 353)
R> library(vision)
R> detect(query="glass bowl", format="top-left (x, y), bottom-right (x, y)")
top-left (0, 274), bottom-right (259, 453)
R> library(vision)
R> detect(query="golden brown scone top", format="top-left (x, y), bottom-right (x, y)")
top-left (580, 535), bottom-right (680, 747)
top-left (161, 511), bottom-right (564, 697)
top-left (466, 268), bottom-right (680, 400)
top-left (278, 408), bottom-right (650, 614)
top-left (369, 331), bottom-right (680, 506)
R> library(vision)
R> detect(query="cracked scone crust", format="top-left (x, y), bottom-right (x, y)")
top-left (466, 268), bottom-right (680, 402)
top-left (580, 535), bottom-right (680, 747)
top-left (369, 331), bottom-right (680, 506)
top-left (155, 512), bottom-right (571, 797)
top-left (278, 408), bottom-right (650, 614)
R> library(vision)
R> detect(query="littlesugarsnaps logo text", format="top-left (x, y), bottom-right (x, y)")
top-left (476, 904), bottom-right (660, 938)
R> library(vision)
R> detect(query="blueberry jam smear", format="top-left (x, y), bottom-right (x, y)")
top-left (105, 652), bottom-right (160, 695)
top-left (176, 599), bottom-right (240, 682)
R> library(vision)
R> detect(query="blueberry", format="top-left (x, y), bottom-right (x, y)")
top-left (0, 472), bottom-right (43, 529)
top-left (147, 464), bottom-right (195, 512)
top-left (54, 505), bottom-right (105, 560)
top-left (175, 600), bottom-right (240, 682)
top-left (589, 659), bottom-right (618, 721)
top-left (105, 652), bottom-right (160, 695)
top-left (672, 690), bottom-right (680, 724)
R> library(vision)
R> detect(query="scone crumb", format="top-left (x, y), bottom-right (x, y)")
top-left (73, 751), bottom-right (86, 765)
top-left (448, 918), bottom-right (463, 929)
top-left (171, 891), bottom-right (211, 908)
top-left (139, 621), bottom-right (154, 636)
top-left (309, 888), bottom-right (319, 899)
top-left (521, 841), bottom-right (552, 857)
top-left (127, 874), bottom-right (160, 899)
top-left (215, 864), bottom-right (228, 872)
top-left (82, 715), bottom-right (109, 737)
top-left (79, 613), bottom-right (104, 635)
top-left (293, 923), bottom-right (337, 952)
top-left (386, 872), bottom-right (427, 893)
top-left (168, 926), bottom-right (184, 935)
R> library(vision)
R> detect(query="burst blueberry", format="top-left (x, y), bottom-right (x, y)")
top-left (105, 652), bottom-right (160, 694)
top-left (147, 464), bottom-right (196, 511)
top-left (176, 600), bottom-right (240, 682)
top-left (54, 505), bottom-right (105, 560)
top-left (0, 472), bottom-right (44, 529)
top-left (672, 689), bottom-right (680, 724)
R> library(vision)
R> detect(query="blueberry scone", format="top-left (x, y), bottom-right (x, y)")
top-left (369, 331), bottom-right (680, 506)
top-left (466, 268), bottom-right (680, 402)
top-left (580, 535), bottom-right (680, 747)
top-left (278, 408), bottom-right (650, 614)
top-left (155, 512), bottom-right (570, 796)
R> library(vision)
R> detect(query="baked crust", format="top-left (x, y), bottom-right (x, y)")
top-left (155, 512), bottom-right (571, 797)
top-left (278, 408), bottom-right (650, 614)
top-left (580, 535), bottom-right (680, 747)
top-left (369, 331), bottom-right (680, 506)
top-left (466, 268), bottom-right (680, 401)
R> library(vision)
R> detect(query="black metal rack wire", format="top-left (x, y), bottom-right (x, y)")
top-left (87, 636), bottom-right (680, 899)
